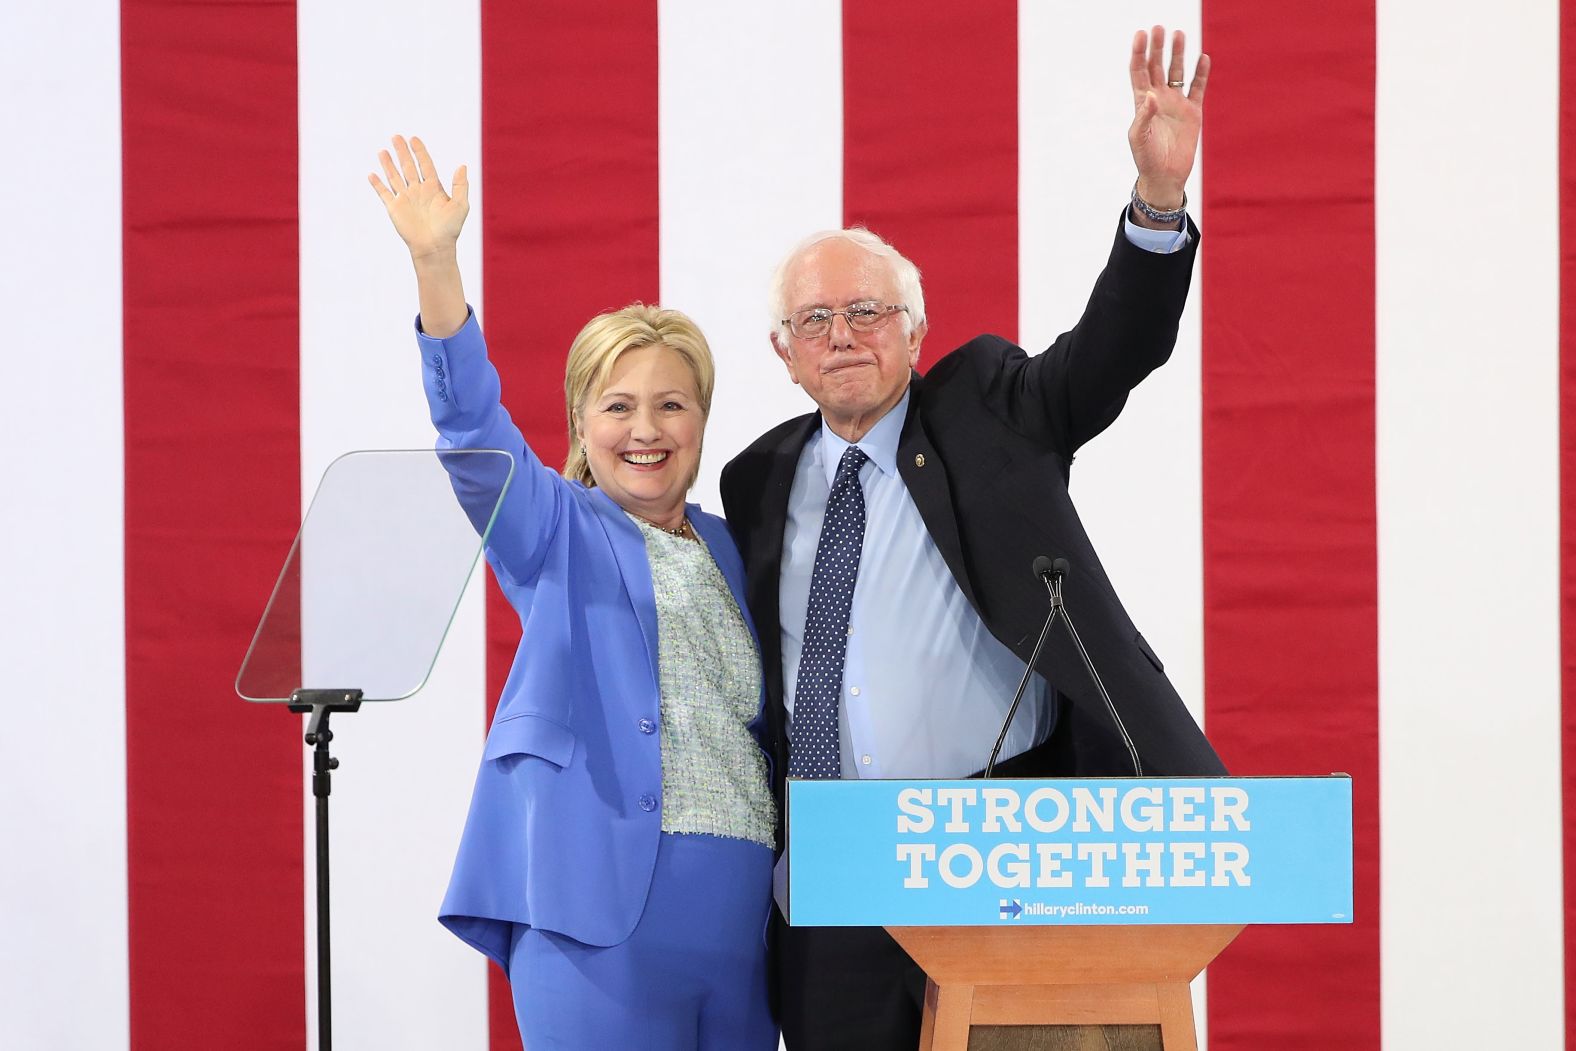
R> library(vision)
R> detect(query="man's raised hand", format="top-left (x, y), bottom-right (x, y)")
top-left (1127, 26), bottom-right (1209, 214)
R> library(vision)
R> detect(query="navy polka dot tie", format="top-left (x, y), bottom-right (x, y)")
top-left (789, 445), bottom-right (869, 780)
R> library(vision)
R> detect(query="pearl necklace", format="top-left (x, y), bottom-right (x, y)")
top-left (632, 512), bottom-right (690, 538)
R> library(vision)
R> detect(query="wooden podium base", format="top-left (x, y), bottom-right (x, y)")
top-left (959, 1023), bottom-right (1161, 1050)
top-left (887, 924), bottom-right (1243, 1051)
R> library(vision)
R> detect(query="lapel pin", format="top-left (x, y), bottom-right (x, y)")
top-left (914, 454), bottom-right (926, 467)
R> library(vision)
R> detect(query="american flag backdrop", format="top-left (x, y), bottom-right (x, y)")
top-left (2, 1), bottom-right (1572, 1048)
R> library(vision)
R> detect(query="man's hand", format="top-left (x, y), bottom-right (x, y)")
top-left (1127, 26), bottom-right (1209, 223)
top-left (369, 134), bottom-right (470, 262)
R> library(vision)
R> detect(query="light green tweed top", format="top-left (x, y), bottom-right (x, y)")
top-left (629, 514), bottom-right (777, 848)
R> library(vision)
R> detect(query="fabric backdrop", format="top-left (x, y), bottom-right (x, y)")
top-left (3, 1), bottom-right (1572, 1048)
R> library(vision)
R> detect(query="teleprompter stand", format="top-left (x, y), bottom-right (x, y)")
top-left (236, 449), bottom-right (513, 1050)
top-left (288, 689), bottom-right (363, 1051)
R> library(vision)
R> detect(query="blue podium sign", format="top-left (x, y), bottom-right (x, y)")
top-left (786, 777), bottom-right (1352, 927)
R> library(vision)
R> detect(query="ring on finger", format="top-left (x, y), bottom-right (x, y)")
top-left (1167, 79), bottom-right (1185, 88)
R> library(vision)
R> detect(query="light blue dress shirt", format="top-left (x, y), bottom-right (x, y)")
top-left (780, 391), bottom-right (1052, 779)
top-left (777, 216), bottom-right (1188, 780)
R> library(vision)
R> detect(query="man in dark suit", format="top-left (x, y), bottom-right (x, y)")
top-left (719, 25), bottom-right (1226, 1051)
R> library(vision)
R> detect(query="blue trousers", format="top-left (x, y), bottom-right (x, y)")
top-left (508, 832), bottom-right (776, 1050)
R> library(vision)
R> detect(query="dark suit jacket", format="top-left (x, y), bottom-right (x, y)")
top-left (720, 214), bottom-right (1226, 809)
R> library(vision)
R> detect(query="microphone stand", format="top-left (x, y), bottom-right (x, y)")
top-left (985, 558), bottom-right (1142, 778)
top-left (985, 577), bottom-right (1060, 779)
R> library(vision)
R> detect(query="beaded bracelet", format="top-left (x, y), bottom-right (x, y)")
top-left (1130, 181), bottom-right (1187, 226)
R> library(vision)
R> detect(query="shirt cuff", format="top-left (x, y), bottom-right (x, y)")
top-left (1123, 214), bottom-right (1191, 255)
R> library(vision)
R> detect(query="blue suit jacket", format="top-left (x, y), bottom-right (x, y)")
top-left (417, 313), bottom-right (769, 968)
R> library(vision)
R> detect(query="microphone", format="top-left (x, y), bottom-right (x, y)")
top-left (1031, 555), bottom-right (1068, 585)
top-left (984, 556), bottom-right (1142, 778)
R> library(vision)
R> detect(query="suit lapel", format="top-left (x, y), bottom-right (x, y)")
top-left (688, 510), bottom-right (757, 641)
top-left (752, 413), bottom-right (821, 659)
top-left (588, 489), bottom-right (660, 684)
top-left (896, 372), bottom-right (982, 613)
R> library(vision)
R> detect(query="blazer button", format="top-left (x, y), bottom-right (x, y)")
top-left (638, 718), bottom-right (656, 734)
top-left (638, 794), bottom-right (657, 813)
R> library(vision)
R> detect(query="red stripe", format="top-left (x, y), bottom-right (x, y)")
top-left (842, 0), bottom-right (1019, 359)
top-left (1561, 0), bottom-right (1576, 1040)
top-left (480, 1), bottom-right (661, 1044)
top-left (121, 1), bottom-right (304, 1046)
top-left (1200, 3), bottom-right (1379, 1047)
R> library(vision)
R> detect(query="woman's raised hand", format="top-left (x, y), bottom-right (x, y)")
top-left (369, 134), bottom-right (470, 337)
top-left (369, 135), bottom-right (469, 260)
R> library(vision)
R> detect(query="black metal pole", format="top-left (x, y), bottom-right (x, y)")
top-left (289, 689), bottom-right (361, 1051)
top-left (312, 721), bottom-right (335, 1051)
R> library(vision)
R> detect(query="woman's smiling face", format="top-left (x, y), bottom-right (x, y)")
top-left (576, 343), bottom-right (703, 528)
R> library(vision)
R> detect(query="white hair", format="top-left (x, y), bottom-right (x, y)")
top-left (767, 227), bottom-right (926, 344)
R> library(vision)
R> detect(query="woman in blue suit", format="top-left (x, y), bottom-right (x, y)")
top-left (371, 135), bottom-right (777, 1050)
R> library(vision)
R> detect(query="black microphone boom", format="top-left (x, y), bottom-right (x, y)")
top-left (985, 563), bottom-right (1061, 778)
top-left (984, 556), bottom-right (1143, 778)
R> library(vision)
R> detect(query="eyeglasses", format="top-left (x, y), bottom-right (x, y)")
top-left (783, 301), bottom-right (909, 339)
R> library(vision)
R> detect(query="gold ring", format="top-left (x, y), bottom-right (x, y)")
top-left (1167, 80), bottom-right (1185, 88)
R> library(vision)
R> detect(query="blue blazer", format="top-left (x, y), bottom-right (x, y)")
top-left (417, 314), bottom-right (769, 968)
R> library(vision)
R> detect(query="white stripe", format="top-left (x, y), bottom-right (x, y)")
top-left (657, 10), bottom-right (835, 1048)
top-left (298, 6), bottom-right (488, 1048)
top-left (1376, 0), bottom-right (1563, 1044)
top-left (1020, 4), bottom-right (1207, 1044)
top-left (0, 6), bottom-right (128, 1049)
top-left (1020, 3), bottom-right (1206, 727)
top-left (658, 0), bottom-right (845, 508)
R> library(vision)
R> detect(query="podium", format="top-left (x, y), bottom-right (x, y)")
top-left (786, 777), bottom-right (1351, 1050)
top-left (891, 923), bottom-right (1239, 1050)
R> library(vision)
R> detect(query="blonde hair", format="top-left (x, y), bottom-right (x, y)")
top-left (562, 304), bottom-right (716, 488)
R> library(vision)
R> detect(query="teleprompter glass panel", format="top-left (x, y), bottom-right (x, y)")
top-left (235, 448), bottom-right (513, 702)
